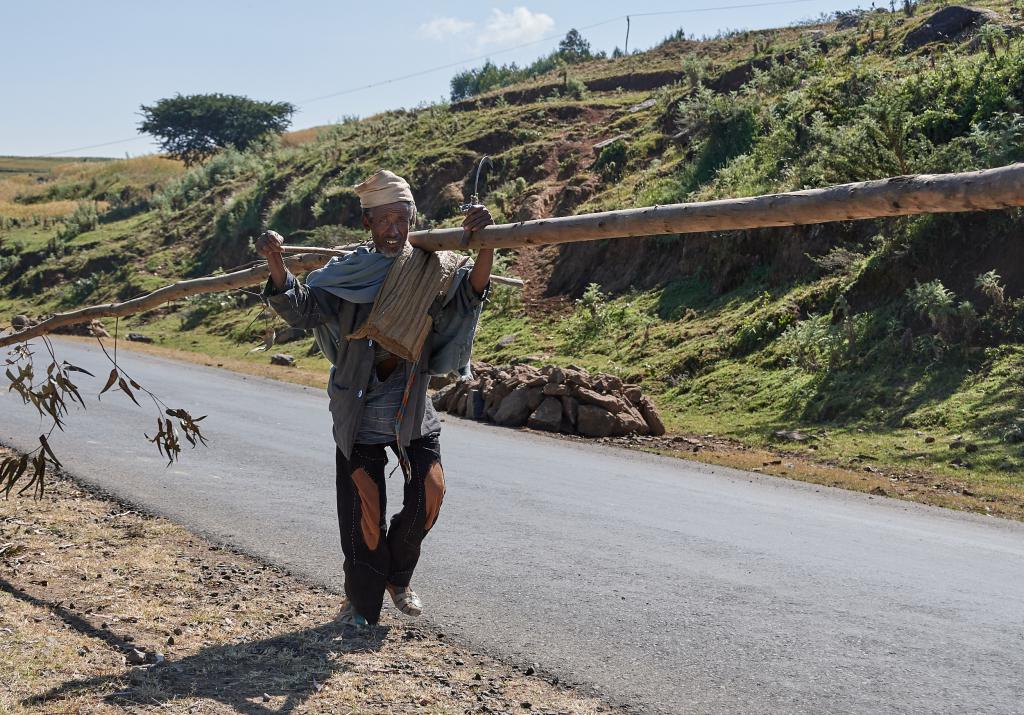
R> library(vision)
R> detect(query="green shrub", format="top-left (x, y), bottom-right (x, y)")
top-left (485, 284), bottom-right (524, 319)
top-left (155, 147), bottom-right (271, 211)
top-left (976, 270), bottom-right (1005, 307)
top-left (681, 54), bottom-right (711, 89)
top-left (561, 283), bottom-right (610, 352)
top-left (906, 280), bottom-right (977, 343)
top-left (777, 315), bottom-right (838, 371)
top-left (488, 178), bottom-right (529, 222)
top-left (483, 249), bottom-right (525, 318)
top-left (180, 291), bottom-right (241, 330)
top-left (661, 86), bottom-right (762, 200)
top-left (563, 77), bottom-right (588, 100)
top-left (55, 202), bottom-right (99, 243)
top-left (61, 274), bottom-right (99, 307)
top-left (0, 253), bottom-right (19, 275)
top-left (593, 139), bottom-right (627, 182)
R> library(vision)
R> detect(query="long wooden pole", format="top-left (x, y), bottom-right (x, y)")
top-left (409, 163), bottom-right (1024, 251)
top-left (0, 252), bottom-right (522, 348)
top-left (4, 163), bottom-right (1023, 347)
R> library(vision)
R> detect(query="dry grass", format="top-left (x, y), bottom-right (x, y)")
top-left (0, 156), bottom-right (182, 222)
top-left (0, 451), bottom-right (619, 714)
top-left (281, 127), bottom-right (327, 147)
top-left (0, 172), bottom-right (81, 221)
top-left (0, 196), bottom-right (84, 221)
top-left (46, 155), bottom-right (183, 188)
top-left (0, 173), bottom-right (42, 203)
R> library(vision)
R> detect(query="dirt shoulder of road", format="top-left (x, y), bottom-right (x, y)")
top-left (50, 335), bottom-right (1024, 521)
top-left (0, 450), bottom-right (622, 715)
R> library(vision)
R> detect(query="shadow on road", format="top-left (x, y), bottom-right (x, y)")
top-left (7, 576), bottom-right (388, 714)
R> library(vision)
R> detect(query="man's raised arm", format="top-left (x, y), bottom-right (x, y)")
top-left (255, 230), bottom-right (289, 290)
top-left (462, 205), bottom-right (495, 296)
top-left (256, 230), bottom-right (337, 330)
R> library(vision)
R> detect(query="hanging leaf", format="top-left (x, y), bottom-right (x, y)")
top-left (146, 417), bottom-right (166, 459)
top-left (63, 362), bottom-right (95, 377)
top-left (99, 368), bottom-right (119, 397)
top-left (1, 454), bottom-right (29, 497)
top-left (117, 377), bottom-right (141, 406)
top-left (39, 434), bottom-right (62, 469)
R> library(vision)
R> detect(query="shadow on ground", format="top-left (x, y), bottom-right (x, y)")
top-left (5, 576), bottom-right (387, 714)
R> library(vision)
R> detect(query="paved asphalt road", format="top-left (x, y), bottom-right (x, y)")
top-left (3, 339), bottom-right (1024, 714)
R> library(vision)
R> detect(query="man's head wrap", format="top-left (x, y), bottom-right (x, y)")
top-left (354, 170), bottom-right (416, 210)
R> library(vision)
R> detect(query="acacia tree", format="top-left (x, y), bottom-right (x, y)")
top-left (138, 93), bottom-right (295, 166)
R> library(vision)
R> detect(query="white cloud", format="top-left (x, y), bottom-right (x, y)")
top-left (419, 16), bottom-right (476, 41)
top-left (481, 7), bottom-right (555, 46)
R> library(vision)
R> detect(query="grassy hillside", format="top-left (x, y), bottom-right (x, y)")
top-left (3, 0), bottom-right (1024, 506)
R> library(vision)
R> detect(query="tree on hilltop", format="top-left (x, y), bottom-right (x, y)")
top-left (449, 29), bottom-right (600, 101)
top-left (557, 29), bottom-right (593, 63)
top-left (139, 93), bottom-right (295, 166)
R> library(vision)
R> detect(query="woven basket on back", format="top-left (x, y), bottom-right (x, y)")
top-left (348, 244), bottom-right (467, 362)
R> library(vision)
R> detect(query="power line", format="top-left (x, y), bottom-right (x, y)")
top-left (627, 0), bottom-right (819, 19)
top-left (295, 15), bottom-right (623, 105)
top-left (296, 0), bottom-right (820, 106)
top-left (42, 134), bottom-right (151, 156)
top-left (35, 0), bottom-right (824, 156)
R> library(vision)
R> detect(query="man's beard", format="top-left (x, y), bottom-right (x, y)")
top-left (375, 236), bottom-right (406, 257)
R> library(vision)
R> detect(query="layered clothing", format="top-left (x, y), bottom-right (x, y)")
top-left (262, 244), bottom-right (486, 459)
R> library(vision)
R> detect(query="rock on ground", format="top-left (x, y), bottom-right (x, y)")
top-left (439, 362), bottom-right (665, 438)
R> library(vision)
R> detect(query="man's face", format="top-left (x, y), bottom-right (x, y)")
top-left (363, 201), bottom-right (414, 257)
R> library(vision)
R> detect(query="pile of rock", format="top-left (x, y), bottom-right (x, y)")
top-left (432, 362), bottom-right (665, 438)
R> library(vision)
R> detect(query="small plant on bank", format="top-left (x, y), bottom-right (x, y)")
top-left (485, 284), bottom-right (524, 319)
top-left (593, 139), bottom-right (628, 183)
top-left (907, 279), bottom-right (955, 331)
top-left (489, 178), bottom-right (529, 221)
top-left (681, 54), bottom-right (711, 90)
top-left (483, 249), bottom-right (525, 319)
top-left (777, 315), bottom-right (839, 372)
top-left (62, 275), bottom-right (100, 307)
top-left (906, 279), bottom-right (978, 344)
top-left (976, 270), bottom-right (1005, 307)
top-left (561, 283), bottom-right (610, 352)
top-left (977, 24), bottom-right (1008, 58)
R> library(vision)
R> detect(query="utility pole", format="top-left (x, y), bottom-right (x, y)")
top-left (625, 16), bottom-right (631, 55)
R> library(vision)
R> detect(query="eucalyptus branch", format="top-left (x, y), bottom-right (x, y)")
top-left (2, 329), bottom-right (209, 498)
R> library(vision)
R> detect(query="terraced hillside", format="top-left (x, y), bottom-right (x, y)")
top-left (3, 0), bottom-right (1024, 506)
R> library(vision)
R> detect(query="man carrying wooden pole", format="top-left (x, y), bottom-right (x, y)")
top-left (5, 163), bottom-right (1024, 350)
top-left (255, 170), bottom-right (494, 627)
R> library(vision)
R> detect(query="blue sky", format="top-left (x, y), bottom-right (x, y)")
top-left (2, 0), bottom-right (863, 157)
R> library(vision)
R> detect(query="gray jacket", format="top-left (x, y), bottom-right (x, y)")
top-left (264, 269), bottom-right (485, 458)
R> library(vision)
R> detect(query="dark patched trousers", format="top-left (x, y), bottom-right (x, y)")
top-left (335, 434), bottom-right (445, 623)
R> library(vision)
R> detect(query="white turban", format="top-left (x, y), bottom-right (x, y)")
top-left (354, 169), bottom-right (415, 209)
